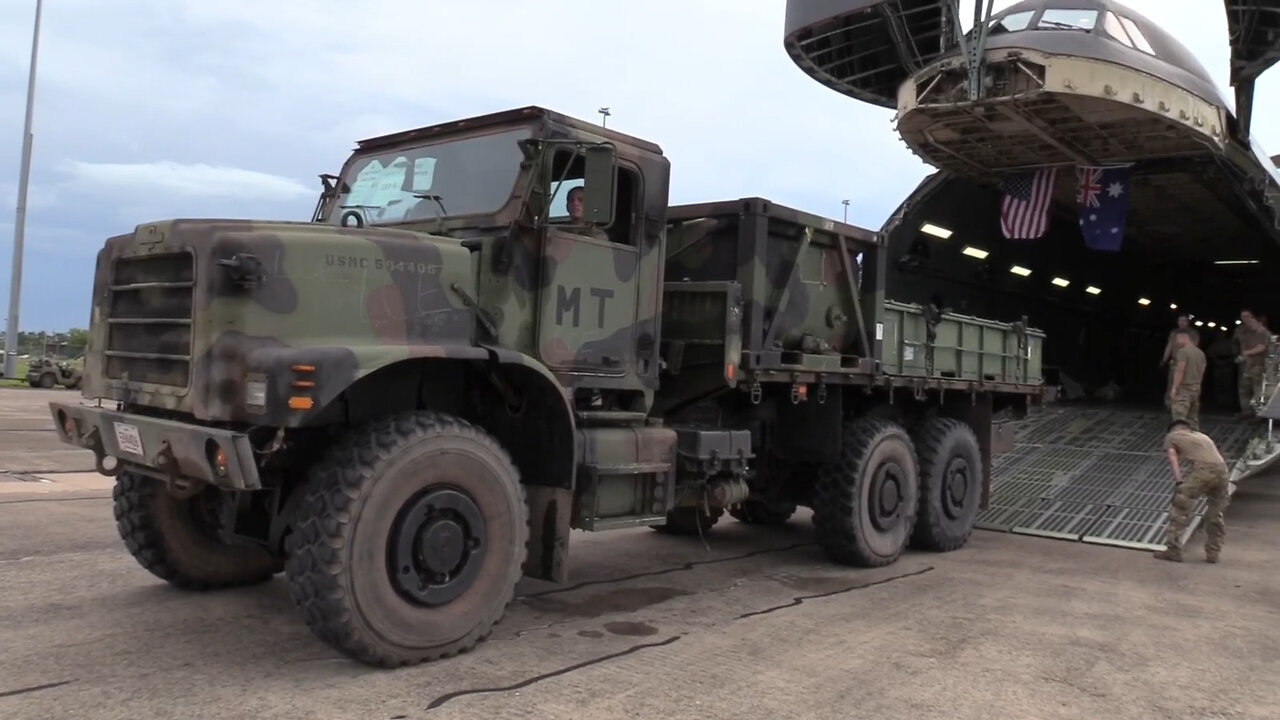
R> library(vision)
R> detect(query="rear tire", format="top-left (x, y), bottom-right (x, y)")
top-left (284, 411), bottom-right (528, 668)
top-left (113, 471), bottom-right (283, 590)
top-left (910, 418), bottom-right (983, 552)
top-left (812, 418), bottom-right (919, 567)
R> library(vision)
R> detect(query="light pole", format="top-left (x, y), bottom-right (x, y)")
top-left (598, 107), bottom-right (611, 128)
top-left (841, 199), bottom-right (850, 223)
top-left (5, 0), bottom-right (42, 379)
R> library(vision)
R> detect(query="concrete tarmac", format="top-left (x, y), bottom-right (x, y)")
top-left (2, 388), bottom-right (1279, 719)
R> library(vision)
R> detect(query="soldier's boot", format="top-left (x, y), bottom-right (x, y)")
top-left (1152, 547), bottom-right (1183, 562)
top-left (1205, 551), bottom-right (1219, 564)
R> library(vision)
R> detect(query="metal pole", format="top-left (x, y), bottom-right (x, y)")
top-left (842, 199), bottom-right (850, 223)
top-left (5, 0), bottom-right (42, 379)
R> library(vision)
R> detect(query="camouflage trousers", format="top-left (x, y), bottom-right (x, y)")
top-left (1169, 388), bottom-right (1201, 430)
top-left (1239, 360), bottom-right (1264, 413)
top-left (1164, 463), bottom-right (1230, 556)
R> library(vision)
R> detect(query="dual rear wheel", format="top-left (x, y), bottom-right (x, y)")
top-left (812, 416), bottom-right (983, 567)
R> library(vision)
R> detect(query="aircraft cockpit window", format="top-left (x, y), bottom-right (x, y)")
top-left (1102, 12), bottom-right (1134, 47)
top-left (1119, 16), bottom-right (1156, 55)
top-left (1036, 9), bottom-right (1098, 31)
top-left (990, 10), bottom-right (1034, 34)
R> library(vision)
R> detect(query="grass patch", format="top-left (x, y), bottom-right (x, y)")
top-left (0, 360), bottom-right (31, 387)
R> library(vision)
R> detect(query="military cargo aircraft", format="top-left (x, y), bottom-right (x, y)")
top-left (783, 0), bottom-right (1280, 548)
top-left (785, 0), bottom-right (1279, 405)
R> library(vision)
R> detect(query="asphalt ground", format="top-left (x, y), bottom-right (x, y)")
top-left (2, 387), bottom-right (1278, 719)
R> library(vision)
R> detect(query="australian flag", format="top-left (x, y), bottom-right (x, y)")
top-left (1075, 165), bottom-right (1131, 251)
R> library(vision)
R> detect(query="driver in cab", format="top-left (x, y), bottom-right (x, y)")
top-left (563, 185), bottom-right (611, 242)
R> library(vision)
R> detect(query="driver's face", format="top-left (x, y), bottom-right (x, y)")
top-left (567, 190), bottom-right (583, 219)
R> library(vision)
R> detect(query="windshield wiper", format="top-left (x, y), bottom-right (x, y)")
top-left (1036, 20), bottom-right (1088, 31)
top-left (411, 193), bottom-right (451, 236)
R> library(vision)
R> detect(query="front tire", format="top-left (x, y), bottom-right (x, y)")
top-left (284, 411), bottom-right (528, 668)
top-left (812, 418), bottom-right (920, 568)
top-left (113, 471), bottom-right (283, 590)
top-left (911, 418), bottom-right (983, 552)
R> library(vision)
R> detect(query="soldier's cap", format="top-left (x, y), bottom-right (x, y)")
top-left (1167, 420), bottom-right (1191, 432)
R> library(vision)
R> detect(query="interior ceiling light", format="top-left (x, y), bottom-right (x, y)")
top-left (1236, 319), bottom-right (1243, 325)
top-left (1169, 303), bottom-right (1178, 310)
top-left (1213, 259), bottom-right (1259, 264)
top-left (1010, 265), bottom-right (1032, 276)
top-left (920, 222), bottom-right (952, 239)
top-left (1138, 297), bottom-right (1151, 306)
top-left (961, 245), bottom-right (989, 259)
top-left (1207, 321), bottom-right (1217, 328)
top-left (1195, 320), bottom-right (1204, 326)
top-left (1051, 277), bottom-right (1070, 287)
top-left (1085, 286), bottom-right (1101, 295)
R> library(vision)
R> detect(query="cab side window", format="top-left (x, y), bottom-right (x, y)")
top-left (546, 147), bottom-right (641, 246)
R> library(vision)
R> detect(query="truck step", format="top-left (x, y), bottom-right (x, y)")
top-left (574, 410), bottom-right (649, 425)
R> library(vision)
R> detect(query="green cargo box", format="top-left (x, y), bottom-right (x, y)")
top-left (881, 300), bottom-right (1044, 384)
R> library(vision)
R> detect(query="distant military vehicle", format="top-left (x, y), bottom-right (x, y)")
top-left (27, 355), bottom-right (82, 389)
top-left (48, 106), bottom-right (1047, 667)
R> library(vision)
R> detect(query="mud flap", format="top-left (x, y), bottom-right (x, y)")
top-left (524, 485), bottom-right (572, 584)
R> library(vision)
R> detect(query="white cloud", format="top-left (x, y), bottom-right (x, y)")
top-left (58, 160), bottom-right (313, 202)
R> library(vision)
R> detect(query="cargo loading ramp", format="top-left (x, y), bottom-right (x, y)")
top-left (976, 407), bottom-right (1258, 551)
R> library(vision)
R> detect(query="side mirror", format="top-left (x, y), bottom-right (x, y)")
top-left (581, 144), bottom-right (616, 226)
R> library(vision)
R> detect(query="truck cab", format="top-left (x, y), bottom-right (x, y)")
top-left (310, 106), bottom-right (671, 414)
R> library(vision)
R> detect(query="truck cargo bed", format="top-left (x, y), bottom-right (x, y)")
top-left (658, 197), bottom-right (1046, 408)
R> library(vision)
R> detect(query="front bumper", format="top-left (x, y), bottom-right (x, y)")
top-left (49, 402), bottom-right (262, 491)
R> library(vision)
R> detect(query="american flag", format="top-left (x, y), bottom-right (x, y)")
top-left (1000, 168), bottom-right (1058, 240)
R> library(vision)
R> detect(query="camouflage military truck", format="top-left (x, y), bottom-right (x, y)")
top-left (48, 106), bottom-right (1046, 667)
top-left (27, 355), bottom-right (83, 389)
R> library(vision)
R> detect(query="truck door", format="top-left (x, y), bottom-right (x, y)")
top-left (535, 145), bottom-right (640, 376)
top-left (536, 228), bottom-right (639, 374)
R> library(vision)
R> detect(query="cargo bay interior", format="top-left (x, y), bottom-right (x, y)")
top-left (782, 0), bottom-right (1280, 550)
top-left (880, 165), bottom-right (1280, 414)
top-left (781, 0), bottom-right (1280, 416)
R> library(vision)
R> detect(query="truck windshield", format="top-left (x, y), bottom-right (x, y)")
top-left (326, 126), bottom-right (531, 227)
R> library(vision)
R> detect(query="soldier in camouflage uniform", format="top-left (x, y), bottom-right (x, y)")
top-left (1160, 315), bottom-right (1199, 408)
top-left (1153, 420), bottom-right (1230, 563)
top-left (565, 185), bottom-right (611, 242)
top-left (1167, 328), bottom-right (1206, 430)
top-left (1233, 308), bottom-right (1271, 418)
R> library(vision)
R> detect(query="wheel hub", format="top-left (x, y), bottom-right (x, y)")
top-left (943, 457), bottom-right (971, 520)
top-left (870, 462), bottom-right (904, 532)
top-left (390, 487), bottom-right (486, 606)
top-left (418, 519), bottom-right (465, 573)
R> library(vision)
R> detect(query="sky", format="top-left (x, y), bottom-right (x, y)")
top-left (0, 0), bottom-right (1276, 331)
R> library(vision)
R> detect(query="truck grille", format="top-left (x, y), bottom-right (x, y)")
top-left (105, 252), bottom-right (195, 387)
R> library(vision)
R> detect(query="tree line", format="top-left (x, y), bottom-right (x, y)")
top-left (2, 328), bottom-right (88, 358)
